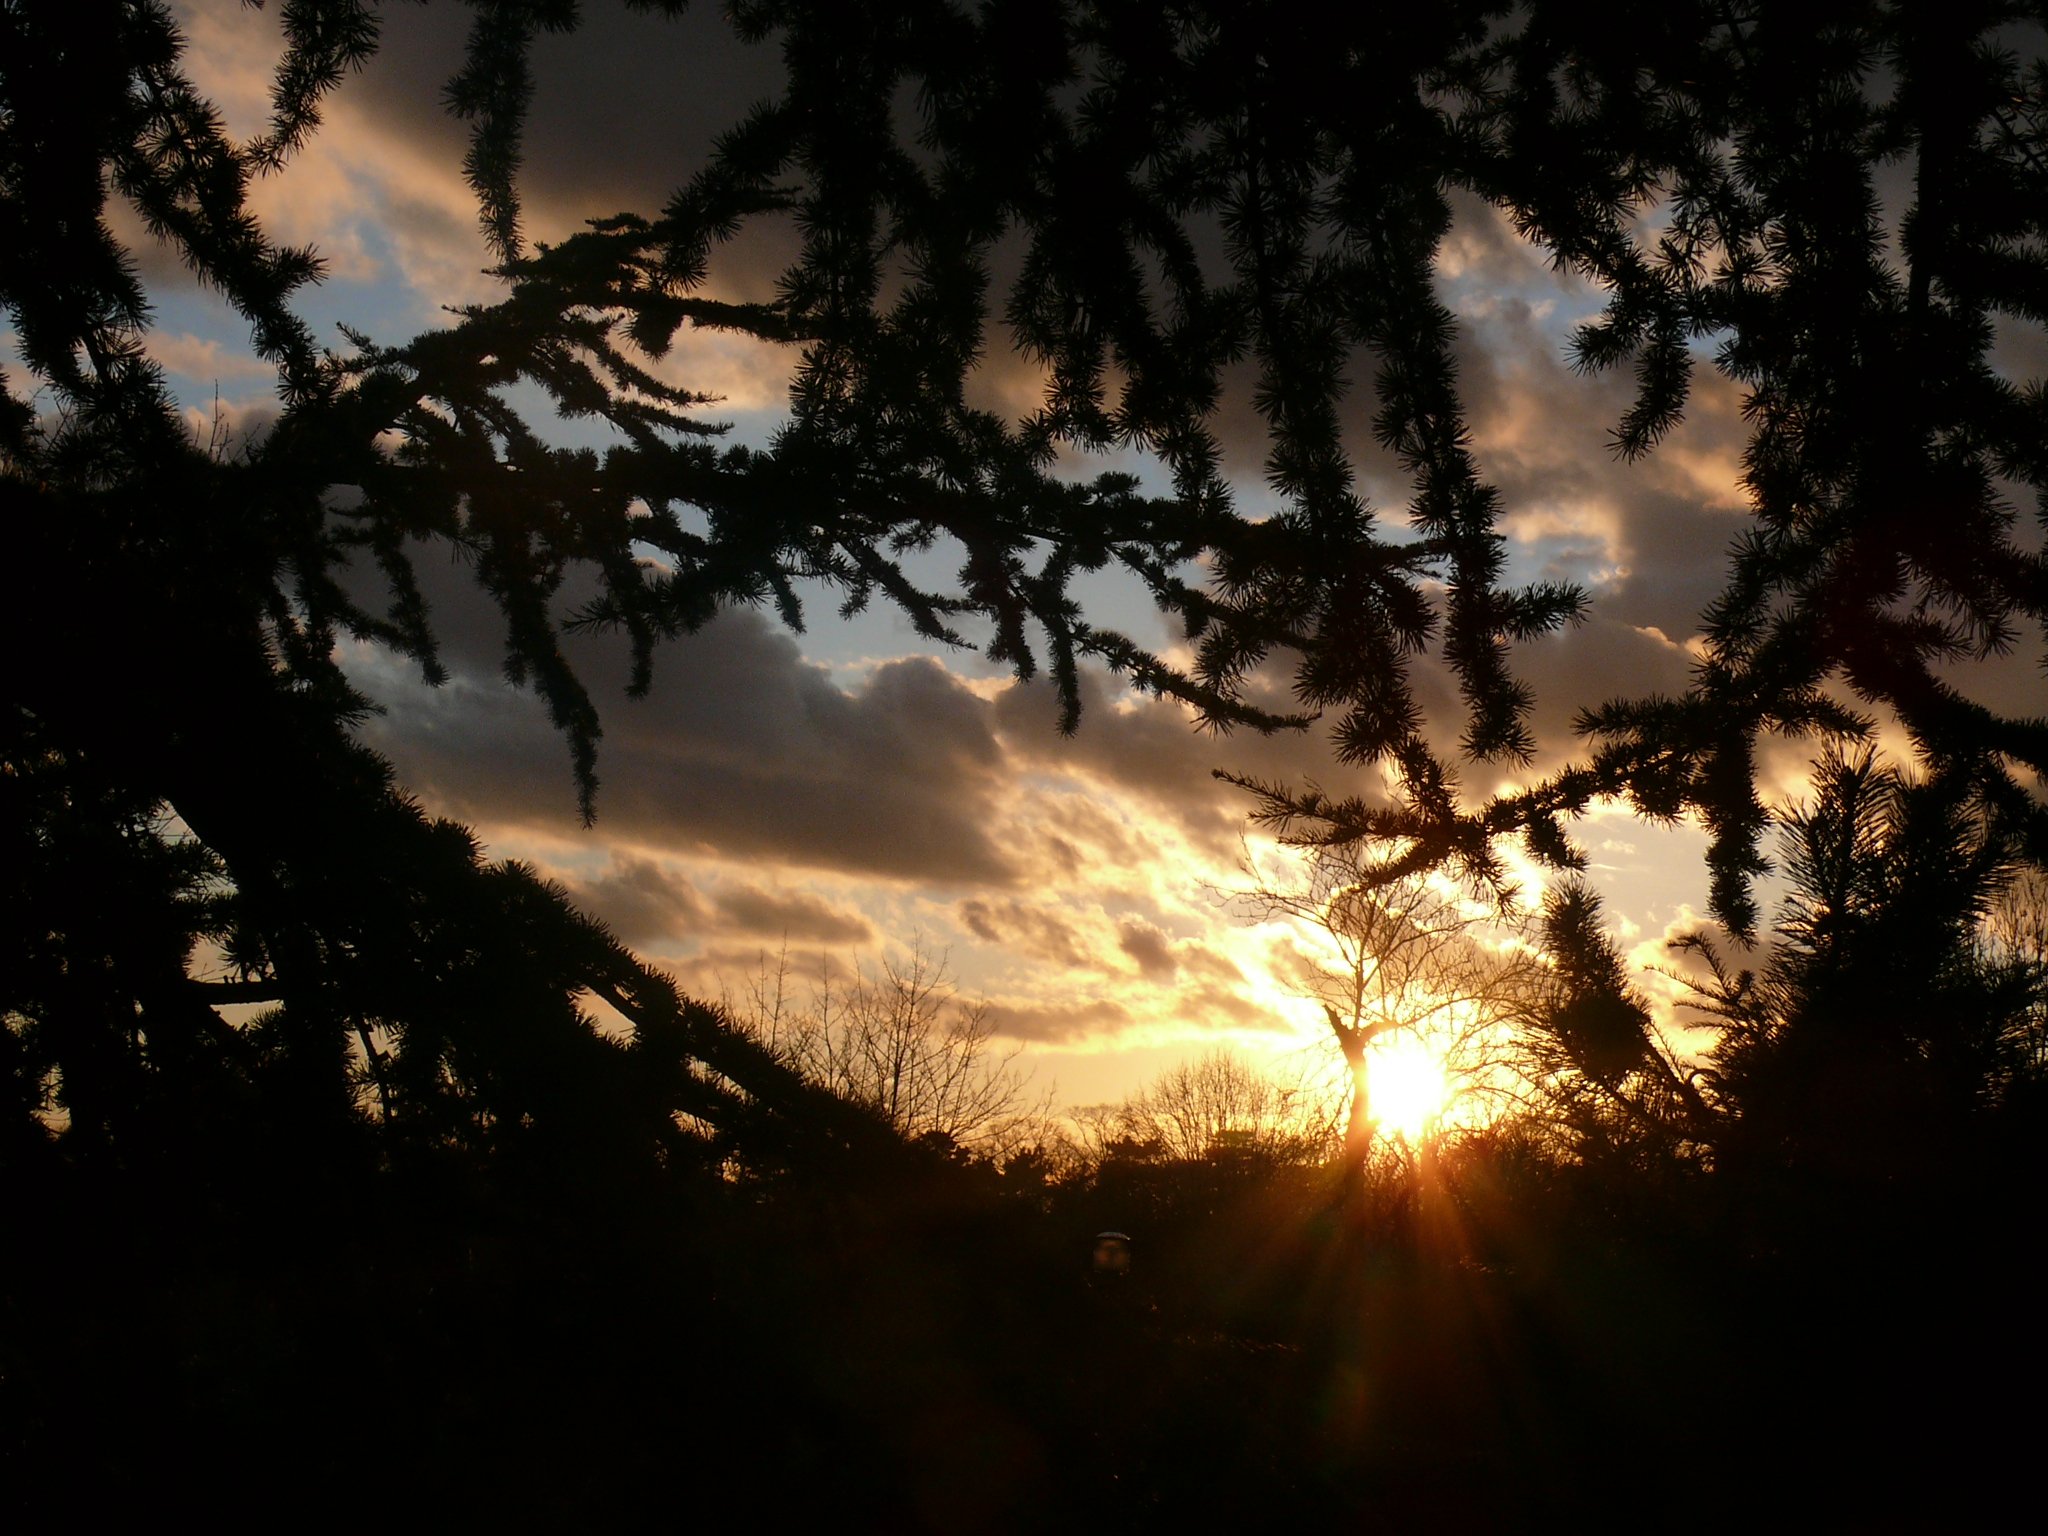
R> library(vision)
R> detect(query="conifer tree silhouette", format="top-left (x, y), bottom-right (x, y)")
top-left (1523, 877), bottom-right (1718, 1166)
top-left (12, 3), bottom-right (2042, 944)
top-left (1675, 746), bottom-right (2041, 1185)
top-left (16, 7), bottom-right (2048, 1517)
top-left (4, 0), bottom-right (2047, 1333)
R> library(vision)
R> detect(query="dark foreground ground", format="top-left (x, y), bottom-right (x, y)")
top-left (6, 1139), bottom-right (2038, 1530)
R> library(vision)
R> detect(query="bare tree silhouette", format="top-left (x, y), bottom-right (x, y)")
top-left (731, 941), bottom-right (1047, 1154)
top-left (1229, 844), bottom-right (1539, 1164)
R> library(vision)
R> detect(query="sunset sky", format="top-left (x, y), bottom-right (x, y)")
top-left (17, 1), bottom-right (2043, 1112)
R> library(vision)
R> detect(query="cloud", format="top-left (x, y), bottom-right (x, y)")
top-left (957, 897), bottom-right (1094, 969)
top-left (328, 5), bottom-right (787, 245)
top-left (638, 326), bottom-right (796, 416)
top-left (348, 537), bottom-right (1350, 885)
top-left (978, 996), bottom-right (1139, 1046)
top-left (147, 332), bottom-right (278, 384)
top-left (567, 854), bottom-right (713, 947)
top-left (564, 853), bottom-right (876, 952)
top-left (1515, 619), bottom-right (1695, 765)
top-left (354, 611), bottom-right (1021, 885)
top-left (973, 930), bottom-right (1290, 1047)
top-left (1437, 230), bottom-right (1755, 645)
top-left (1116, 917), bottom-right (1177, 979)
top-left (1624, 904), bottom-right (1757, 1052)
top-left (565, 860), bottom-right (876, 958)
top-left (715, 882), bottom-right (877, 946)
top-left (989, 667), bottom-right (1339, 848)
top-left (161, 1), bottom-right (793, 334)
top-left (335, 574), bottom-right (1349, 1067)
top-left (1173, 938), bottom-right (1249, 986)
top-left (338, 536), bottom-right (1336, 914)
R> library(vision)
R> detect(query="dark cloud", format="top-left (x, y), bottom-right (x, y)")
top-left (956, 897), bottom-right (1094, 969)
top-left (966, 193), bottom-right (1758, 811)
top-left (1595, 502), bottom-right (1747, 640)
top-left (340, 542), bottom-right (1331, 887)
top-left (1181, 979), bottom-right (1292, 1033)
top-left (1935, 619), bottom-right (2048, 726)
top-left (344, 518), bottom-right (1729, 894)
top-left (985, 971), bottom-right (1284, 1047)
top-left (1517, 618), bottom-right (1695, 765)
top-left (1116, 917), bottom-right (1177, 980)
top-left (1425, 195), bottom-right (1762, 647)
top-left (712, 881), bottom-right (877, 945)
top-left (318, 9), bottom-right (1757, 823)
top-left (980, 996), bottom-right (1137, 1045)
top-left (1174, 940), bottom-right (1247, 987)
top-left (567, 854), bottom-right (713, 948)
top-left (1991, 313), bottom-right (2047, 390)
top-left (989, 667), bottom-right (1334, 847)
top-left (301, 68), bottom-right (1816, 894)
top-left (992, 672), bottom-right (1222, 812)
top-left (563, 855), bottom-right (873, 949)
top-left (344, 2), bottom-right (796, 300)
top-left (107, 194), bottom-right (227, 294)
top-left (353, 605), bottom-right (1020, 885)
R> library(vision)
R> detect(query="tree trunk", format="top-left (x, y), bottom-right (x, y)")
top-left (1325, 1005), bottom-right (1374, 1175)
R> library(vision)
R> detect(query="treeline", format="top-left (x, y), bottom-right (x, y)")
top-left (8, 716), bottom-right (2043, 1525)
top-left (669, 754), bottom-right (2047, 1522)
top-left (728, 746), bottom-right (2048, 1220)
top-left (1034, 747), bottom-right (2043, 1506)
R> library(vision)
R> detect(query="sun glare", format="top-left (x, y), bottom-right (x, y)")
top-left (1368, 1035), bottom-right (1451, 1142)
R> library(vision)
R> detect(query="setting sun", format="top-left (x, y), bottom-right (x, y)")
top-left (1367, 1036), bottom-right (1451, 1141)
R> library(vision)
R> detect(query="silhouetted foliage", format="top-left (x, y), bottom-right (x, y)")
top-left (1674, 746), bottom-right (2045, 1186)
top-left (731, 941), bottom-right (1049, 1152)
top-left (6, 2), bottom-right (2048, 1523)
top-left (1529, 880), bottom-right (1715, 1137)
top-left (1083, 1046), bottom-right (1338, 1165)
top-left (14, 2), bottom-right (2039, 924)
